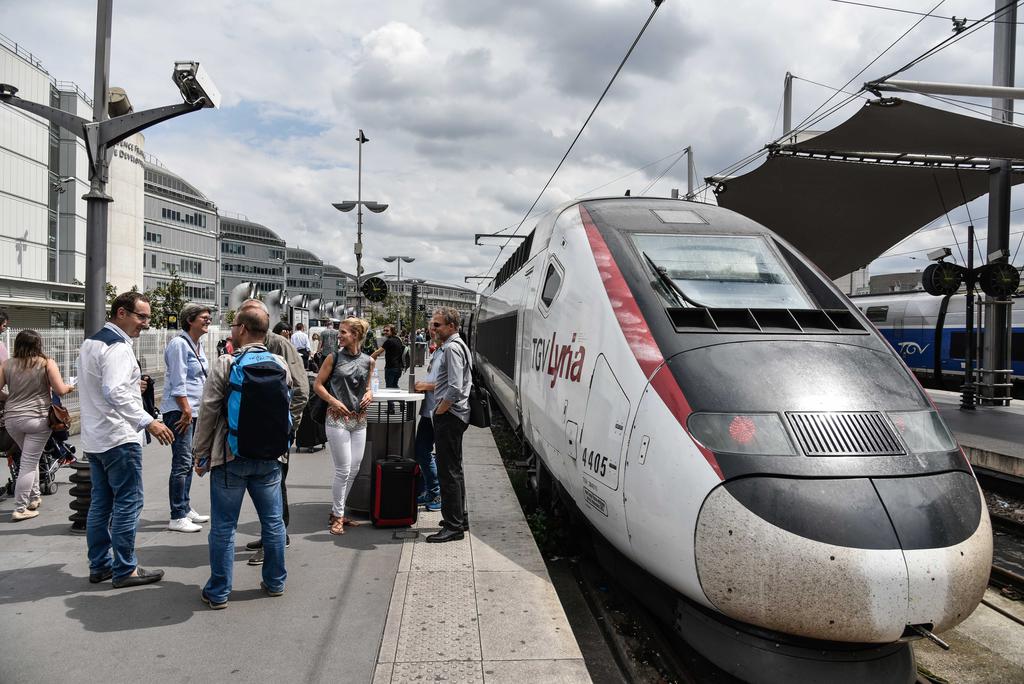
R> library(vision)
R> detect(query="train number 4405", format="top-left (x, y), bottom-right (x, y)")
top-left (582, 448), bottom-right (607, 477)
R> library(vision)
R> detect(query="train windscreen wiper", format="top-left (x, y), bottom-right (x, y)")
top-left (643, 251), bottom-right (699, 308)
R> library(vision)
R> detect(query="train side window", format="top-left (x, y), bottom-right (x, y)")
top-left (866, 306), bottom-right (888, 323)
top-left (539, 260), bottom-right (563, 311)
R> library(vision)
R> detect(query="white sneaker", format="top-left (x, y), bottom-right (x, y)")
top-left (187, 510), bottom-right (210, 523)
top-left (168, 517), bottom-right (202, 533)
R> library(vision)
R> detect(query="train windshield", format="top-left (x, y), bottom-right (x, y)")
top-left (633, 233), bottom-right (813, 309)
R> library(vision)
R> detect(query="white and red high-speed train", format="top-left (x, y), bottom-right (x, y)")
top-left (469, 197), bottom-right (991, 684)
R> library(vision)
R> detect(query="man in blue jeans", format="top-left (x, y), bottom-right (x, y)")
top-left (193, 307), bottom-right (289, 608)
top-left (78, 292), bottom-right (175, 588)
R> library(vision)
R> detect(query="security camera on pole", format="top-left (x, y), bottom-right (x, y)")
top-left (333, 129), bottom-right (388, 317)
top-left (0, 1), bottom-right (218, 335)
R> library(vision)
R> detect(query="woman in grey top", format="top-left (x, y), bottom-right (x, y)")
top-left (0, 330), bottom-right (75, 521)
top-left (312, 317), bottom-right (375, 535)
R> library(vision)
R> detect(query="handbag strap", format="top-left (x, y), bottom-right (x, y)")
top-left (180, 333), bottom-right (208, 379)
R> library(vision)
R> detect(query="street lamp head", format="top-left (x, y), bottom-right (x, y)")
top-left (401, 256), bottom-right (415, 263)
top-left (357, 129), bottom-right (369, 144)
top-left (0, 83), bottom-right (17, 98)
top-left (382, 256), bottom-right (397, 263)
top-left (365, 202), bottom-right (388, 213)
top-left (333, 201), bottom-right (357, 212)
top-left (172, 61), bottom-right (221, 108)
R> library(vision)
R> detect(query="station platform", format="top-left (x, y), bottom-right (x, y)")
top-left (928, 389), bottom-right (1024, 478)
top-left (0, 427), bottom-right (589, 684)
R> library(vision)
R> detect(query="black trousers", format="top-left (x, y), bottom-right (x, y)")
top-left (433, 412), bottom-right (468, 531)
top-left (281, 459), bottom-right (290, 528)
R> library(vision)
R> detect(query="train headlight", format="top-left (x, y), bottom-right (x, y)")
top-left (687, 413), bottom-right (797, 455)
top-left (886, 410), bottom-right (957, 454)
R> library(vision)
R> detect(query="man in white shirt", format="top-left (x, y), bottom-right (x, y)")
top-left (79, 292), bottom-right (174, 588)
top-left (291, 322), bottom-right (310, 369)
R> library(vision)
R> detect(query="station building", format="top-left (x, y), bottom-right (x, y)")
top-left (321, 263), bottom-right (349, 318)
top-left (0, 35), bottom-right (151, 328)
top-left (219, 213), bottom-right (287, 318)
top-left (142, 156), bottom-right (219, 312)
top-left (286, 246), bottom-right (324, 307)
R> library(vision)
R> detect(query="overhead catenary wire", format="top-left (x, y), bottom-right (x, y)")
top-left (477, 0), bottom-right (666, 290)
top-left (932, 173), bottom-right (968, 264)
top-left (875, 225), bottom-right (1024, 261)
top-left (830, 0), bottom-right (1024, 25)
top-left (872, 1), bottom-right (1022, 86)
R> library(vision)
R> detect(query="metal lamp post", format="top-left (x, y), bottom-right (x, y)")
top-left (50, 176), bottom-right (74, 284)
top-left (0, 0), bottom-right (219, 334)
top-left (383, 255), bottom-right (414, 332)
top-left (333, 129), bottom-right (388, 317)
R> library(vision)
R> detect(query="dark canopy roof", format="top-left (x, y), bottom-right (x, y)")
top-left (715, 99), bottom-right (1024, 278)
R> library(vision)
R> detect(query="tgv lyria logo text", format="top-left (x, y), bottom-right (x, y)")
top-left (531, 332), bottom-right (586, 388)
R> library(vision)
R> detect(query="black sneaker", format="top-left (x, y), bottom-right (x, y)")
top-left (245, 535), bottom-right (288, 551)
top-left (201, 591), bottom-right (228, 610)
top-left (247, 548), bottom-right (264, 566)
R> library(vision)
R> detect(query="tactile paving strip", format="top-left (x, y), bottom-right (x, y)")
top-left (395, 571), bottom-right (481, 662)
top-left (411, 535), bottom-right (473, 572)
top-left (390, 661), bottom-right (484, 683)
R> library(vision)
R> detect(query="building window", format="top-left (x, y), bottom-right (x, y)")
top-left (145, 230), bottom-right (161, 243)
top-left (179, 258), bottom-right (202, 275)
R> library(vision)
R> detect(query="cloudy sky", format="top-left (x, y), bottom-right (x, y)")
top-left (3, 0), bottom-right (1022, 288)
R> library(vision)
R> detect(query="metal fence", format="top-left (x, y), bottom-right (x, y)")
top-left (2, 326), bottom-right (228, 415)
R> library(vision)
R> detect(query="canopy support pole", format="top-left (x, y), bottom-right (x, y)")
top-left (981, 0), bottom-right (1017, 406)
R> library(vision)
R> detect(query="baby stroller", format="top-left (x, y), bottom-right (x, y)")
top-left (5, 432), bottom-right (76, 496)
top-left (3, 394), bottom-right (77, 497)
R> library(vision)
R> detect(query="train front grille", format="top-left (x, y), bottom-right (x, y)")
top-left (786, 411), bottom-right (905, 456)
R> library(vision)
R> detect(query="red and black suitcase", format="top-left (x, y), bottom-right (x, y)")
top-left (372, 457), bottom-right (420, 528)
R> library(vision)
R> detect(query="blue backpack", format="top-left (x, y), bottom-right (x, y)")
top-left (225, 347), bottom-right (292, 460)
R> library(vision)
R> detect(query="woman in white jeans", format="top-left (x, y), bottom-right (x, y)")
top-left (313, 317), bottom-right (375, 535)
top-left (0, 330), bottom-right (75, 521)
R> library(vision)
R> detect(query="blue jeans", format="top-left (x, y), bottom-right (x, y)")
top-left (385, 368), bottom-right (401, 388)
top-left (164, 410), bottom-right (196, 520)
top-left (414, 415), bottom-right (440, 500)
top-left (86, 442), bottom-right (144, 580)
top-left (204, 458), bottom-right (286, 602)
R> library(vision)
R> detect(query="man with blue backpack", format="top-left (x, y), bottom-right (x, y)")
top-left (192, 307), bottom-right (292, 608)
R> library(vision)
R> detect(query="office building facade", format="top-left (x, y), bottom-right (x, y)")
top-left (142, 157), bottom-right (218, 311)
top-left (219, 213), bottom-right (287, 318)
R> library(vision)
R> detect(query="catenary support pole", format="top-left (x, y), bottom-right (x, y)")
top-left (783, 71), bottom-right (793, 140)
top-left (981, 0), bottom-right (1017, 405)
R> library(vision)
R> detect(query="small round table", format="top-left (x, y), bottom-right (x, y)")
top-left (346, 389), bottom-right (424, 514)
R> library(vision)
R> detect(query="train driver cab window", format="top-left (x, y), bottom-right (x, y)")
top-left (539, 260), bottom-right (563, 312)
top-left (633, 233), bottom-right (813, 310)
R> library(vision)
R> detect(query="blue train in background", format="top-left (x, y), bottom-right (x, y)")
top-left (851, 291), bottom-right (1024, 383)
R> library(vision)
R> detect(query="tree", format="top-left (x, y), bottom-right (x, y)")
top-left (105, 282), bottom-right (118, 310)
top-left (145, 267), bottom-right (187, 328)
top-left (224, 309), bottom-right (236, 325)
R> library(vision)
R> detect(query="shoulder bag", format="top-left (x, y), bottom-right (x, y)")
top-left (452, 339), bottom-right (491, 429)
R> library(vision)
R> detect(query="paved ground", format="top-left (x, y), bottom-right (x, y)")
top-left (372, 427), bottom-right (589, 683)
top-left (0, 439), bottom-right (402, 684)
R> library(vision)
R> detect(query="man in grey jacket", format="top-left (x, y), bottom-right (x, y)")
top-left (237, 298), bottom-right (309, 564)
top-left (425, 307), bottom-right (472, 544)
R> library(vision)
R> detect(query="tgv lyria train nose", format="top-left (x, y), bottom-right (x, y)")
top-left (693, 474), bottom-right (992, 643)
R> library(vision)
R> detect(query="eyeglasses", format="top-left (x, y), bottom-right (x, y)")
top-left (430, 322), bottom-right (444, 328)
top-left (196, 315), bottom-right (212, 322)
top-left (128, 310), bottom-right (152, 323)
top-left (230, 323), bottom-right (243, 329)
